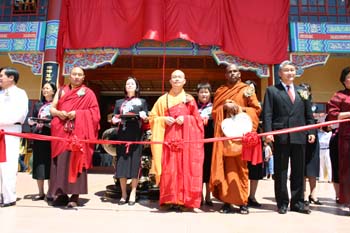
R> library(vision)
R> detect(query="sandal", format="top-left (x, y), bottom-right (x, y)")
top-left (239, 205), bottom-right (249, 215)
top-left (219, 203), bottom-right (232, 214)
top-left (205, 200), bottom-right (213, 206)
top-left (52, 195), bottom-right (69, 207)
top-left (67, 201), bottom-right (78, 208)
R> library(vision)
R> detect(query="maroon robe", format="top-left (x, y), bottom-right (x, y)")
top-left (51, 85), bottom-right (100, 183)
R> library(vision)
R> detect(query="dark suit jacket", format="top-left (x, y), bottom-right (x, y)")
top-left (262, 82), bottom-right (315, 144)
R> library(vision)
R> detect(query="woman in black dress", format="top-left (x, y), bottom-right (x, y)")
top-left (245, 80), bottom-right (264, 207)
top-left (111, 77), bottom-right (148, 206)
top-left (299, 83), bottom-right (322, 205)
top-left (28, 82), bottom-right (56, 201)
top-left (197, 82), bottom-right (214, 206)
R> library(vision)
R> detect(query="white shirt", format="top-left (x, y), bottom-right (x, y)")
top-left (281, 82), bottom-right (295, 100)
top-left (0, 85), bottom-right (28, 127)
top-left (318, 130), bottom-right (332, 149)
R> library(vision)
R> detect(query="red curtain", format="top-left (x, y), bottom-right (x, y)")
top-left (57, 0), bottom-right (289, 64)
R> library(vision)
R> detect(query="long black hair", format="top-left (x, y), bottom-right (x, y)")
top-left (340, 66), bottom-right (350, 89)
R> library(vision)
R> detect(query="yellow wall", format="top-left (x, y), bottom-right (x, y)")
top-left (0, 53), bottom-right (42, 100)
top-left (294, 56), bottom-right (350, 103)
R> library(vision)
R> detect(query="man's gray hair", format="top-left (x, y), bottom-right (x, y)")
top-left (279, 60), bottom-right (296, 70)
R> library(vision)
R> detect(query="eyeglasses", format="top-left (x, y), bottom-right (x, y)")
top-left (71, 73), bottom-right (84, 77)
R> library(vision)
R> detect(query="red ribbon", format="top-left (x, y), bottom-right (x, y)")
top-left (0, 118), bottom-right (349, 162)
top-left (0, 130), bottom-right (6, 162)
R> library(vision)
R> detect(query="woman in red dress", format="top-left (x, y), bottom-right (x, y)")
top-left (327, 66), bottom-right (350, 214)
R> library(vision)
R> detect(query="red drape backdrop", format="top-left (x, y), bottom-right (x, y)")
top-left (57, 0), bottom-right (289, 65)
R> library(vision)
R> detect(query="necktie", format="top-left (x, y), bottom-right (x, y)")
top-left (286, 85), bottom-right (294, 103)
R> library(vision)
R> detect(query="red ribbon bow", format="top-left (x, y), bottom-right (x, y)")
top-left (167, 139), bottom-right (184, 152)
top-left (67, 135), bottom-right (84, 152)
top-left (242, 132), bottom-right (260, 147)
top-left (241, 132), bottom-right (262, 165)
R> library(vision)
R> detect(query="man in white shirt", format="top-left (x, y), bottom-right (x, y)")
top-left (0, 67), bottom-right (28, 207)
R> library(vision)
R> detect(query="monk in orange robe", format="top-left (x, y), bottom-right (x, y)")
top-left (210, 64), bottom-right (261, 214)
top-left (149, 70), bottom-right (204, 210)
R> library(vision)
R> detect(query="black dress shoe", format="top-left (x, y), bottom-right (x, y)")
top-left (248, 198), bottom-right (262, 207)
top-left (309, 195), bottom-right (322, 205)
top-left (128, 201), bottom-right (136, 206)
top-left (1, 201), bottom-right (16, 208)
top-left (118, 198), bottom-right (127, 205)
top-left (290, 206), bottom-right (311, 214)
top-left (33, 195), bottom-right (45, 201)
top-left (278, 205), bottom-right (288, 214)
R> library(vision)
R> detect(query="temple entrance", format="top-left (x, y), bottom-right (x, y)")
top-left (85, 55), bottom-right (261, 135)
top-left (83, 55), bottom-right (261, 199)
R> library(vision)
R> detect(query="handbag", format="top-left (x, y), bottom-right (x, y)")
top-left (223, 139), bottom-right (242, 157)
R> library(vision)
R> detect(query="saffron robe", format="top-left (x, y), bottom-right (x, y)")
top-left (210, 82), bottom-right (261, 205)
top-left (51, 85), bottom-right (100, 184)
top-left (327, 89), bottom-right (350, 205)
top-left (150, 90), bottom-right (204, 208)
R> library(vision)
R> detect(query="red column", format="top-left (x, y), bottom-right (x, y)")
top-left (42, 0), bottom-right (62, 87)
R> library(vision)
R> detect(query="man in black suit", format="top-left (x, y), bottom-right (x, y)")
top-left (262, 60), bottom-right (315, 214)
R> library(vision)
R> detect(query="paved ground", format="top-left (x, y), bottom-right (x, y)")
top-left (1, 172), bottom-right (350, 233)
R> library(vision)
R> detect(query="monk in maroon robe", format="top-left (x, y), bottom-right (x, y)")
top-left (49, 67), bottom-right (100, 208)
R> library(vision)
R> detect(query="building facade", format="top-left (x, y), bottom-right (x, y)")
top-left (0, 0), bottom-right (349, 116)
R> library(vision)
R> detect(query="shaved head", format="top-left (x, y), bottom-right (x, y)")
top-left (171, 70), bottom-right (185, 79)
